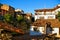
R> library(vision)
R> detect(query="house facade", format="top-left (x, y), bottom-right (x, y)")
top-left (30, 4), bottom-right (60, 38)
top-left (34, 4), bottom-right (60, 21)
top-left (15, 9), bottom-right (32, 21)
top-left (0, 4), bottom-right (15, 16)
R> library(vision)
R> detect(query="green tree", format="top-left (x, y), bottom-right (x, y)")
top-left (3, 14), bottom-right (30, 33)
top-left (16, 15), bottom-right (24, 22)
top-left (3, 14), bottom-right (13, 23)
top-left (57, 11), bottom-right (60, 21)
top-left (15, 15), bottom-right (30, 32)
top-left (20, 21), bottom-right (29, 32)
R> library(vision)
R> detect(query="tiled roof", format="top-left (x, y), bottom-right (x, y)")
top-left (32, 19), bottom-right (60, 27)
top-left (35, 9), bottom-right (54, 12)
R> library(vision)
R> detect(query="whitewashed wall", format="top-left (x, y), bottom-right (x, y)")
top-left (30, 26), bottom-right (35, 31)
top-left (30, 26), bottom-right (45, 35)
top-left (55, 8), bottom-right (60, 12)
top-left (37, 27), bottom-right (45, 34)
top-left (35, 12), bottom-right (44, 15)
top-left (34, 15), bottom-right (55, 21)
top-left (46, 12), bottom-right (52, 15)
top-left (54, 8), bottom-right (60, 15)
top-left (52, 28), bottom-right (59, 36)
top-left (30, 26), bottom-right (60, 36)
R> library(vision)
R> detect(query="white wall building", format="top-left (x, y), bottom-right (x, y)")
top-left (34, 4), bottom-right (60, 21)
top-left (30, 4), bottom-right (60, 37)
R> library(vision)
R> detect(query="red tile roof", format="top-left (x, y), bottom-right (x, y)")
top-left (32, 19), bottom-right (60, 27)
top-left (35, 5), bottom-right (60, 12)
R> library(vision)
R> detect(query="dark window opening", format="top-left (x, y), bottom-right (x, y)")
top-left (59, 27), bottom-right (60, 35)
top-left (34, 28), bottom-right (37, 31)
top-left (34, 27), bottom-right (39, 32)
top-left (32, 17), bottom-right (34, 22)
top-left (0, 10), bottom-right (1, 12)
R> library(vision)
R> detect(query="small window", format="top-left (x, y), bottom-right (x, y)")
top-left (34, 27), bottom-right (39, 32)
top-left (32, 17), bottom-right (34, 22)
top-left (0, 10), bottom-right (1, 12)
top-left (48, 16), bottom-right (53, 19)
top-left (34, 28), bottom-right (37, 31)
top-left (40, 17), bottom-right (44, 19)
top-left (59, 28), bottom-right (60, 35)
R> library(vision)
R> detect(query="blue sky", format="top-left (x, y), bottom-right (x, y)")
top-left (0, 0), bottom-right (60, 14)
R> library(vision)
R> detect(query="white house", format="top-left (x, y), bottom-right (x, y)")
top-left (30, 4), bottom-right (60, 37)
top-left (34, 4), bottom-right (60, 21)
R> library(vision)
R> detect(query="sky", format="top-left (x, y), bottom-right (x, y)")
top-left (0, 0), bottom-right (60, 14)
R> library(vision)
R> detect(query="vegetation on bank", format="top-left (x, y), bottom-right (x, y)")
top-left (0, 13), bottom-right (31, 35)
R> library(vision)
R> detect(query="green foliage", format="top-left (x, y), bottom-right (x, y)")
top-left (58, 17), bottom-right (60, 21)
top-left (20, 21), bottom-right (28, 30)
top-left (57, 11), bottom-right (60, 21)
top-left (11, 32), bottom-right (18, 35)
top-left (15, 20), bottom-right (30, 32)
top-left (3, 14), bottom-right (13, 23)
top-left (16, 15), bottom-right (24, 22)
top-left (57, 11), bottom-right (60, 17)
top-left (2, 13), bottom-right (30, 33)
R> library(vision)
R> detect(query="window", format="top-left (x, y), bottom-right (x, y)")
top-left (46, 12), bottom-right (52, 15)
top-left (34, 27), bottom-right (39, 32)
top-left (0, 10), bottom-right (1, 12)
top-left (36, 12), bottom-right (44, 15)
top-left (32, 17), bottom-right (34, 22)
top-left (59, 28), bottom-right (60, 35)
top-left (40, 16), bottom-right (44, 19)
top-left (48, 16), bottom-right (53, 19)
top-left (34, 28), bottom-right (37, 31)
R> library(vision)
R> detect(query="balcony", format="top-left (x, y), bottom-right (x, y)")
top-left (35, 15), bottom-right (55, 21)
